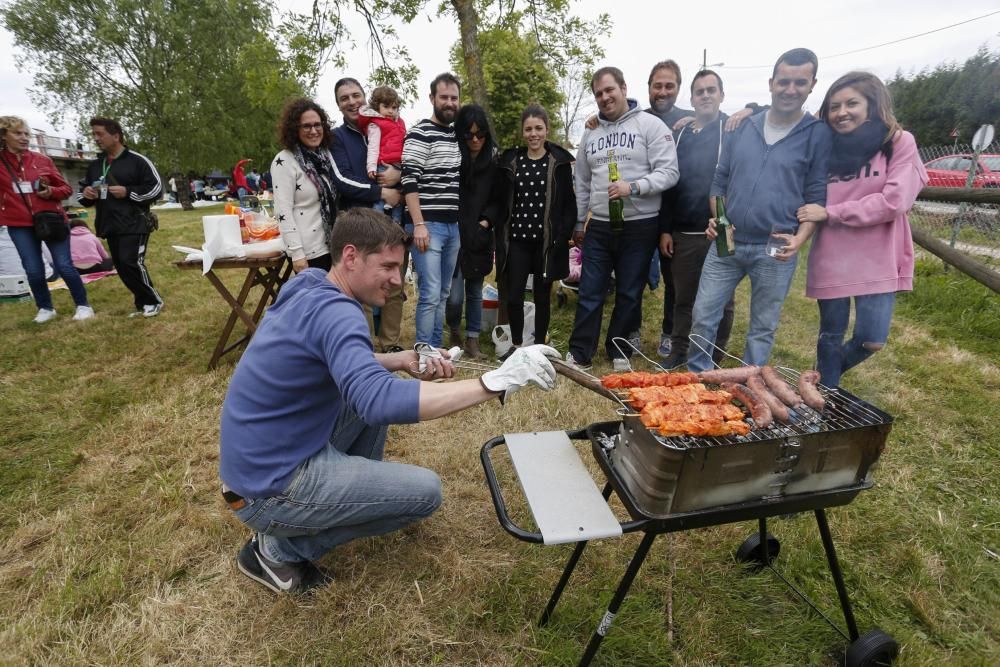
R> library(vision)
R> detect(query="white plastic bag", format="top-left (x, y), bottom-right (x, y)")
top-left (491, 302), bottom-right (536, 357)
top-left (201, 214), bottom-right (244, 273)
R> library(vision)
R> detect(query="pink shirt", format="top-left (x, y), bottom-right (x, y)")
top-left (806, 131), bottom-right (928, 300)
top-left (70, 224), bottom-right (110, 269)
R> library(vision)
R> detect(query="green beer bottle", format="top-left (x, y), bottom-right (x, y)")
top-left (608, 159), bottom-right (625, 233)
top-left (714, 195), bottom-right (735, 257)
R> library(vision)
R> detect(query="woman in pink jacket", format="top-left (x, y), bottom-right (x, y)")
top-left (795, 72), bottom-right (928, 386)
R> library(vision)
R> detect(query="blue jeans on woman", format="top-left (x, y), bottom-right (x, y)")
top-left (445, 267), bottom-right (483, 337)
top-left (232, 402), bottom-right (442, 564)
top-left (816, 293), bottom-right (896, 387)
top-left (7, 225), bottom-right (89, 311)
top-left (687, 241), bottom-right (798, 372)
top-left (406, 221), bottom-right (460, 347)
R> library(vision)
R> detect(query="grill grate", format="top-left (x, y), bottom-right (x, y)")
top-left (621, 366), bottom-right (891, 451)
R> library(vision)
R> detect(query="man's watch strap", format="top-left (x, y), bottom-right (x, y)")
top-left (629, 182), bottom-right (639, 196)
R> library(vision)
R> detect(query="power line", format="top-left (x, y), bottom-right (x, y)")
top-left (723, 9), bottom-right (1000, 70)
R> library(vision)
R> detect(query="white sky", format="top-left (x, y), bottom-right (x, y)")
top-left (3, 2), bottom-right (999, 145)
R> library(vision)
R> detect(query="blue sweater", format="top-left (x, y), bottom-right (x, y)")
top-left (710, 111), bottom-right (832, 244)
top-left (219, 269), bottom-right (420, 497)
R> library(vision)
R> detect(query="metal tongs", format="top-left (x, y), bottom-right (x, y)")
top-left (408, 342), bottom-right (500, 376)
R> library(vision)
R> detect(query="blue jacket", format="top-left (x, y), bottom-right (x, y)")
top-left (710, 111), bottom-right (832, 244)
top-left (330, 123), bottom-right (383, 210)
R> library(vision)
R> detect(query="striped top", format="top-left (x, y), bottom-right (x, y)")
top-left (401, 119), bottom-right (460, 223)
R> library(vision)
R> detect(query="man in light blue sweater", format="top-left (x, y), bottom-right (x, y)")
top-left (220, 209), bottom-right (559, 594)
top-left (567, 66), bottom-right (679, 371)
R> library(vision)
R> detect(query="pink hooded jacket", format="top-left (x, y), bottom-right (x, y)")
top-left (806, 130), bottom-right (928, 300)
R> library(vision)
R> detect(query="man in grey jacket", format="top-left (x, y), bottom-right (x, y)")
top-left (566, 66), bottom-right (679, 371)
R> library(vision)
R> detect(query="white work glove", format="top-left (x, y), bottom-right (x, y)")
top-left (481, 344), bottom-right (560, 403)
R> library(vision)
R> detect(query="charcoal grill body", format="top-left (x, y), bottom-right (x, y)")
top-left (481, 387), bottom-right (897, 666)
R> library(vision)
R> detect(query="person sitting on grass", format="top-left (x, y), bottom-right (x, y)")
top-left (219, 207), bottom-right (560, 595)
top-left (68, 218), bottom-right (114, 274)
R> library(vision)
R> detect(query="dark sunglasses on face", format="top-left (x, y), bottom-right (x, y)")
top-left (299, 122), bottom-right (325, 132)
top-left (464, 131), bottom-right (488, 140)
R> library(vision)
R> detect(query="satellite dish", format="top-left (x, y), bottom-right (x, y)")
top-left (972, 124), bottom-right (995, 153)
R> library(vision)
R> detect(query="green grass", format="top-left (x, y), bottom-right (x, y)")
top-left (0, 206), bottom-right (998, 665)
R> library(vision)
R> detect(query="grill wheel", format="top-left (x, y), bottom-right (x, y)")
top-left (844, 628), bottom-right (899, 666)
top-left (734, 531), bottom-right (781, 569)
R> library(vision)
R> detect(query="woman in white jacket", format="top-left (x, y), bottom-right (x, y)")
top-left (272, 98), bottom-right (339, 272)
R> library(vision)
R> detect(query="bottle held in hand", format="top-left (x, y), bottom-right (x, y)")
top-left (714, 195), bottom-right (735, 257)
top-left (608, 158), bottom-right (625, 233)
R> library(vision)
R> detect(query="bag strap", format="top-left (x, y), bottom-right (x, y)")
top-left (0, 152), bottom-right (34, 215)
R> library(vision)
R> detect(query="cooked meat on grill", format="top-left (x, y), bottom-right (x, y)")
top-left (601, 371), bottom-right (699, 389)
top-left (640, 402), bottom-right (745, 423)
top-left (697, 366), bottom-right (761, 385)
top-left (761, 366), bottom-right (803, 407)
top-left (640, 410), bottom-right (751, 437)
top-left (628, 383), bottom-right (733, 409)
top-left (747, 375), bottom-right (791, 423)
top-left (798, 370), bottom-right (826, 411)
top-left (721, 382), bottom-right (774, 429)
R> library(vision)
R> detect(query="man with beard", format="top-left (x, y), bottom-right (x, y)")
top-left (401, 73), bottom-right (462, 347)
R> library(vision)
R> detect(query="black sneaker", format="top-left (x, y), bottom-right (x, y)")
top-left (497, 345), bottom-right (520, 362)
top-left (236, 537), bottom-right (332, 594)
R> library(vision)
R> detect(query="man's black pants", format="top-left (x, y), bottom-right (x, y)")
top-left (106, 233), bottom-right (162, 310)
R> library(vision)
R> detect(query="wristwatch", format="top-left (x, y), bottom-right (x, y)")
top-left (629, 182), bottom-right (639, 196)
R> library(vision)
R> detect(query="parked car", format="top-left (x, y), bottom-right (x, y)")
top-left (923, 154), bottom-right (1000, 188)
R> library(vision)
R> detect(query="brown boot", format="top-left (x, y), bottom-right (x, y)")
top-left (464, 336), bottom-right (482, 360)
top-left (449, 326), bottom-right (462, 348)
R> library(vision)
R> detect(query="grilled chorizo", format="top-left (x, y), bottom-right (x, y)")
top-left (698, 366), bottom-right (760, 385)
top-left (798, 370), bottom-right (826, 412)
top-left (747, 374), bottom-right (791, 423)
top-left (721, 382), bottom-right (773, 429)
top-left (761, 366), bottom-right (803, 408)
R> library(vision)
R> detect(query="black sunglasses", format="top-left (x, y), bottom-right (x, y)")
top-left (463, 130), bottom-right (488, 140)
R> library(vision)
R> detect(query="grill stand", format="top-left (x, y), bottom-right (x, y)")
top-left (481, 427), bottom-right (899, 666)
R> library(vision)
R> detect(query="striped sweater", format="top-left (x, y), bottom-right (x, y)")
top-left (401, 119), bottom-right (460, 223)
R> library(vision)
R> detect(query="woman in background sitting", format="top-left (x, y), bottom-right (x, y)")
top-left (69, 218), bottom-right (114, 274)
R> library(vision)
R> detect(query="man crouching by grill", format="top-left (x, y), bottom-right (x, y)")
top-left (219, 208), bottom-right (559, 594)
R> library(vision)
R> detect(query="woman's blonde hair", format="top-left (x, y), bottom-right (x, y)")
top-left (0, 115), bottom-right (30, 148)
top-left (819, 71), bottom-right (901, 144)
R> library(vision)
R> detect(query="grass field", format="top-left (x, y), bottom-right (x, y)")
top-left (1, 206), bottom-right (997, 665)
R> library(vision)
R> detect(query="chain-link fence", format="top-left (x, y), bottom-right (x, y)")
top-left (912, 142), bottom-right (1000, 265)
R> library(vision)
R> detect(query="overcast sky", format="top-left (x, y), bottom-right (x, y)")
top-left (3, 1), bottom-right (998, 144)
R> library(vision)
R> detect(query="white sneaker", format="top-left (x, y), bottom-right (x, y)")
top-left (34, 308), bottom-right (57, 323)
top-left (73, 305), bottom-right (96, 321)
top-left (142, 303), bottom-right (163, 318)
top-left (612, 357), bottom-right (631, 372)
top-left (564, 351), bottom-right (591, 372)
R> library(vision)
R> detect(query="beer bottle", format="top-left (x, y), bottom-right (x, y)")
top-left (714, 196), bottom-right (735, 257)
top-left (608, 160), bottom-right (625, 233)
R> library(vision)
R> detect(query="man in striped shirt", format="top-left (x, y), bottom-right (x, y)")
top-left (402, 72), bottom-right (462, 347)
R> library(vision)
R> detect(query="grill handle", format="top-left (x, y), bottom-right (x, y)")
top-left (481, 435), bottom-right (545, 543)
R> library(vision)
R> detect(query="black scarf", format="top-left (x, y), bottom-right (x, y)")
top-left (293, 145), bottom-right (338, 236)
top-left (829, 118), bottom-right (893, 179)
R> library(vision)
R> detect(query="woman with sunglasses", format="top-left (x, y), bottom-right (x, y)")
top-left (497, 104), bottom-right (576, 358)
top-left (272, 98), bottom-right (339, 272)
top-left (793, 71), bottom-right (928, 386)
top-left (445, 104), bottom-right (505, 360)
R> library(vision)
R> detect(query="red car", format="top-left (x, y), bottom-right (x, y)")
top-left (923, 153), bottom-right (1000, 188)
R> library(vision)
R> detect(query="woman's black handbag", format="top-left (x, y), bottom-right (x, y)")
top-left (1, 154), bottom-right (69, 243)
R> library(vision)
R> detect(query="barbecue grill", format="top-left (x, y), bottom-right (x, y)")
top-left (481, 360), bottom-right (900, 666)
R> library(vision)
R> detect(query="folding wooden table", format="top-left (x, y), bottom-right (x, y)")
top-left (175, 254), bottom-right (292, 369)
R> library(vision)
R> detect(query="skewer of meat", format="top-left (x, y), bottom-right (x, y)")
top-left (721, 382), bottom-right (773, 429)
top-left (798, 370), bottom-right (826, 412)
top-left (698, 366), bottom-right (760, 385)
top-left (747, 374), bottom-right (791, 423)
top-left (761, 365), bottom-right (803, 408)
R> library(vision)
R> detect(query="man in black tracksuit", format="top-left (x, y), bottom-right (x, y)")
top-left (80, 117), bottom-right (164, 317)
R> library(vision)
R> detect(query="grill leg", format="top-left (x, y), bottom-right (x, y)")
top-left (815, 509), bottom-right (860, 641)
top-left (758, 518), bottom-right (770, 566)
top-left (540, 483), bottom-right (613, 627)
top-left (578, 531), bottom-right (657, 667)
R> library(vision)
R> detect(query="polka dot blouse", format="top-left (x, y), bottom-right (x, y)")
top-left (511, 153), bottom-right (548, 241)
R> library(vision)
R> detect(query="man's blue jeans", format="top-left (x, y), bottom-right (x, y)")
top-left (568, 218), bottom-right (660, 364)
top-left (688, 242), bottom-right (798, 372)
top-left (407, 221), bottom-right (460, 347)
top-left (232, 403), bottom-right (442, 564)
top-left (7, 225), bottom-right (89, 310)
top-left (445, 267), bottom-right (483, 337)
top-left (816, 292), bottom-right (896, 387)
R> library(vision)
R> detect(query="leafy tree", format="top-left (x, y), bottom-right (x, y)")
top-left (888, 46), bottom-right (1000, 146)
top-left (2, 0), bottom-right (331, 208)
top-left (450, 22), bottom-right (565, 149)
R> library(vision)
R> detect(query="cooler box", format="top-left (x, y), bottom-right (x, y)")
top-left (0, 275), bottom-right (30, 297)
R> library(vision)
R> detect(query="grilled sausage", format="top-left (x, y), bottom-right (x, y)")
top-left (798, 370), bottom-right (826, 412)
top-left (698, 366), bottom-right (760, 385)
top-left (721, 382), bottom-right (773, 429)
top-left (747, 374), bottom-right (791, 423)
top-left (761, 365), bottom-right (803, 408)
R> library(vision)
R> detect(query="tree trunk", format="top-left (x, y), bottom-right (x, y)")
top-left (451, 0), bottom-right (491, 117)
top-left (177, 175), bottom-right (194, 210)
